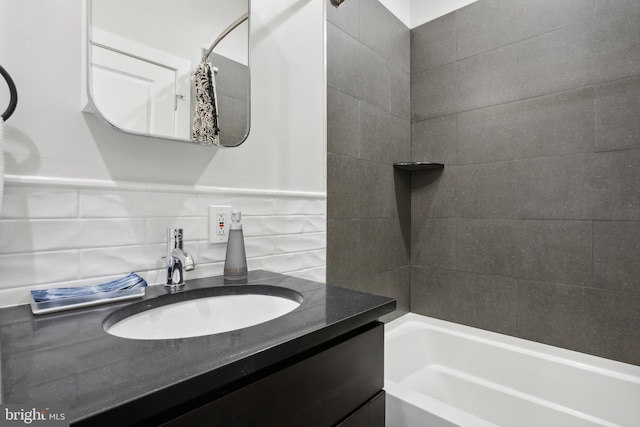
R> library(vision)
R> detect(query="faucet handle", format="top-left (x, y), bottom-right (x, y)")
top-left (167, 228), bottom-right (183, 247)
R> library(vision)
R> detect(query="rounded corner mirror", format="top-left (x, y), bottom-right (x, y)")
top-left (86, 0), bottom-right (250, 147)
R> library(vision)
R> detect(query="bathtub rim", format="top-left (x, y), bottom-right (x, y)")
top-left (384, 313), bottom-right (640, 380)
top-left (384, 313), bottom-right (640, 426)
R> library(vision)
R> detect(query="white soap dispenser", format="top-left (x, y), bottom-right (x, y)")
top-left (224, 211), bottom-right (248, 282)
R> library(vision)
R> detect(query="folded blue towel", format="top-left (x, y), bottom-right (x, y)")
top-left (31, 272), bottom-right (147, 303)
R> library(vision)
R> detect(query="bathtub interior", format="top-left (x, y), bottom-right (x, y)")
top-left (384, 314), bottom-right (640, 427)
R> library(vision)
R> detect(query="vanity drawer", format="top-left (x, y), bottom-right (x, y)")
top-left (337, 390), bottom-right (385, 427)
top-left (162, 322), bottom-right (384, 427)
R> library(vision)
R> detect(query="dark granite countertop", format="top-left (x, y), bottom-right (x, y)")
top-left (0, 271), bottom-right (395, 426)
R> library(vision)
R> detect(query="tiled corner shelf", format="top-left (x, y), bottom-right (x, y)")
top-left (393, 162), bottom-right (445, 171)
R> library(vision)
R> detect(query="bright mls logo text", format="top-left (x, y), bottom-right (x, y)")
top-left (3, 407), bottom-right (66, 425)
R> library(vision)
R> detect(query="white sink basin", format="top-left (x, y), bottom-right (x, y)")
top-left (106, 293), bottom-right (301, 340)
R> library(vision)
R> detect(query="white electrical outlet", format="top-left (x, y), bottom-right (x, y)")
top-left (209, 205), bottom-right (232, 243)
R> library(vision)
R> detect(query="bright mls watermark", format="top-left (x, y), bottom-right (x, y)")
top-left (0, 405), bottom-right (68, 426)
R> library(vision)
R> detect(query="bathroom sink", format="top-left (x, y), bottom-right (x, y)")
top-left (104, 286), bottom-right (302, 340)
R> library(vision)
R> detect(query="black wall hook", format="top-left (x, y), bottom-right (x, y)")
top-left (1, 64), bottom-right (18, 121)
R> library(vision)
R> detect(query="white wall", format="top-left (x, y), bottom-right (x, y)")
top-left (0, 0), bottom-right (325, 193)
top-left (379, 0), bottom-right (478, 28)
top-left (378, 0), bottom-right (411, 27)
top-left (409, 0), bottom-right (478, 27)
top-left (0, 0), bottom-right (327, 307)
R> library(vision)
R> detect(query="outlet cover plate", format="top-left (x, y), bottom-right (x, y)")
top-left (209, 205), bottom-right (232, 243)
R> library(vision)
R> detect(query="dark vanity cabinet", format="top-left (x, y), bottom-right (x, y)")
top-left (162, 322), bottom-right (385, 427)
top-left (1, 272), bottom-right (395, 427)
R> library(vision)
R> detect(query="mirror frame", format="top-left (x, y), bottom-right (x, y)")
top-left (85, 0), bottom-right (251, 147)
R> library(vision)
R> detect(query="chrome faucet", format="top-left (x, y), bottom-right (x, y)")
top-left (165, 228), bottom-right (195, 290)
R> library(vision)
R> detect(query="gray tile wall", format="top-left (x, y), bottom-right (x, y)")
top-left (327, 0), bottom-right (411, 320)
top-left (211, 54), bottom-right (249, 146)
top-left (411, 0), bottom-right (640, 365)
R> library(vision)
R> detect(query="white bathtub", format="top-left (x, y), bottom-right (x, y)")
top-left (384, 313), bottom-right (640, 427)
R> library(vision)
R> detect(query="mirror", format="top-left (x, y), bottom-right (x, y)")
top-left (87, 0), bottom-right (250, 147)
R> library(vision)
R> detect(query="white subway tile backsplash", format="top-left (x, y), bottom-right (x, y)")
top-left (197, 237), bottom-right (284, 263)
top-left (304, 215), bottom-right (327, 232)
top-left (0, 219), bottom-right (146, 254)
top-left (227, 197), bottom-right (277, 215)
top-left (275, 197), bottom-right (326, 215)
top-left (80, 190), bottom-right (198, 218)
top-left (0, 182), bottom-right (326, 307)
top-left (247, 250), bottom-right (326, 273)
top-left (141, 269), bottom-right (167, 286)
top-left (197, 242), bottom-right (229, 263)
top-left (247, 253), bottom-right (307, 273)
top-left (305, 249), bottom-right (327, 267)
top-left (146, 218), bottom-right (208, 243)
top-left (198, 195), bottom-right (276, 216)
top-left (1, 186), bottom-right (78, 219)
top-left (191, 261), bottom-right (225, 279)
top-left (242, 216), bottom-right (306, 236)
top-left (0, 286), bottom-right (37, 306)
top-left (0, 250), bottom-right (80, 289)
top-left (245, 236), bottom-right (277, 258)
top-left (275, 233), bottom-right (326, 254)
top-left (286, 267), bottom-right (326, 283)
top-left (79, 243), bottom-right (168, 277)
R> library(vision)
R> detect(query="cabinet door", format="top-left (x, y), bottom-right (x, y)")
top-left (162, 323), bottom-right (384, 427)
top-left (338, 391), bottom-right (385, 427)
